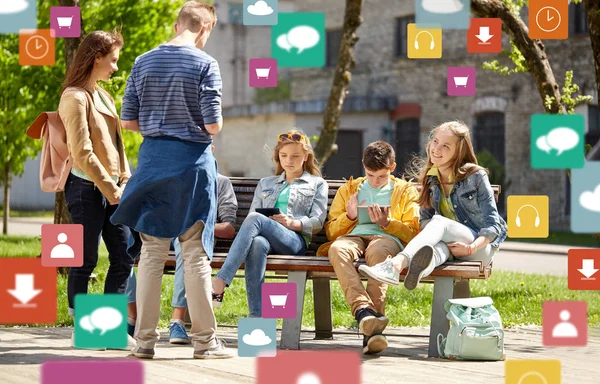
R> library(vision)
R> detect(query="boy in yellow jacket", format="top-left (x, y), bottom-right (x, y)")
top-left (317, 141), bottom-right (420, 355)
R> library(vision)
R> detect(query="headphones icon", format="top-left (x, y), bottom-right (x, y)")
top-left (414, 30), bottom-right (435, 50)
top-left (515, 204), bottom-right (540, 228)
top-left (516, 371), bottom-right (548, 384)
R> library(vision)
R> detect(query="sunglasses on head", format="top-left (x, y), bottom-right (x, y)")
top-left (278, 133), bottom-right (307, 143)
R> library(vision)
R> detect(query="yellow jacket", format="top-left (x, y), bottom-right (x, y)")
top-left (316, 175), bottom-right (421, 256)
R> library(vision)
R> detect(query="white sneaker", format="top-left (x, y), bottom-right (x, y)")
top-left (358, 258), bottom-right (400, 285)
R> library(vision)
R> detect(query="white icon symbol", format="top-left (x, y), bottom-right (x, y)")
top-left (0, 0), bottom-right (29, 14)
top-left (551, 310), bottom-right (578, 338)
top-left (578, 259), bottom-right (598, 280)
top-left (277, 25), bottom-right (320, 54)
top-left (247, 0), bottom-right (273, 16)
top-left (242, 328), bottom-right (272, 346)
top-left (297, 372), bottom-right (322, 384)
top-left (535, 6), bottom-right (561, 33)
top-left (56, 16), bottom-right (73, 28)
top-left (516, 204), bottom-right (541, 228)
top-left (50, 232), bottom-right (75, 258)
top-left (255, 67), bottom-right (271, 79)
top-left (269, 293), bottom-right (288, 308)
top-left (25, 35), bottom-right (50, 60)
top-left (516, 371), bottom-right (548, 384)
top-left (7, 274), bottom-right (42, 308)
top-left (80, 307), bottom-right (123, 335)
top-left (476, 26), bottom-right (493, 44)
top-left (536, 127), bottom-right (579, 155)
top-left (422, 0), bottom-right (464, 14)
top-left (414, 30), bottom-right (435, 50)
top-left (579, 184), bottom-right (600, 212)
top-left (453, 76), bottom-right (469, 87)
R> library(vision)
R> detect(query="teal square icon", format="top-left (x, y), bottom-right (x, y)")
top-left (416, 0), bottom-right (471, 30)
top-left (271, 12), bottom-right (325, 68)
top-left (74, 294), bottom-right (128, 349)
top-left (571, 162), bottom-right (600, 233)
top-left (238, 318), bottom-right (276, 357)
top-left (0, 0), bottom-right (37, 33)
top-left (530, 114), bottom-right (585, 169)
top-left (243, 0), bottom-right (278, 25)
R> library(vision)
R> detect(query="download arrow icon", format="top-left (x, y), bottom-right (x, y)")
top-left (578, 259), bottom-right (599, 279)
top-left (476, 26), bottom-right (494, 44)
top-left (7, 274), bottom-right (42, 306)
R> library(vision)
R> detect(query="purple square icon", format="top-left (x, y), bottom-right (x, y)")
top-left (249, 58), bottom-right (278, 88)
top-left (50, 7), bottom-right (81, 38)
top-left (42, 360), bottom-right (143, 384)
top-left (262, 282), bottom-right (296, 318)
top-left (447, 66), bottom-right (476, 96)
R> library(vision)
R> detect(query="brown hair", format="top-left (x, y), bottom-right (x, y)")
top-left (273, 129), bottom-right (322, 177)
top-left (362, 141), bottom-right (396, 171)
top-left (177, 1), bottom-right (217, 32)
top-left (61, 30), bottom-right (123, 93)
top-left (409, 121), bottom-right (486, 208)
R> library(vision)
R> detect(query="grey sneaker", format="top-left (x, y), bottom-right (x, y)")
top-left (130, 346), bottom-right (155, 359)
top-left (404, 245), bottom-right (435, 291)
top-left (358, 258), bottom-right (400, 286)
top-left (193, 339), bottom-right (233, 359)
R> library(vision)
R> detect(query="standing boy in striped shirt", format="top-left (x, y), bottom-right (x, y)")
top-left (112, 1), bottom-right (231, 359)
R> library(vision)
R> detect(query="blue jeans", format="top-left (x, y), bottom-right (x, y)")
top-left (215, 212), bottom-right (306, 317)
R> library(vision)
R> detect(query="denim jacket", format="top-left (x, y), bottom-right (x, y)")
top-left (420, 169), bottom-right (507, 248)
top-left (250, 171), bottom-right (329, 240)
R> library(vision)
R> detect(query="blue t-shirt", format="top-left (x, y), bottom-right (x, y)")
top-left (121, 44), bottom-right (222, 143)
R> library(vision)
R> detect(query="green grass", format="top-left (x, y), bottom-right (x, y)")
top-left (2, 235), bottom-right (599, 328)
top-left (0, 209), bottom-right (54, 218)
top-left (509, 231), bottom-right (600, 247)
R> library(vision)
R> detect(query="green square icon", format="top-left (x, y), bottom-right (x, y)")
top-left (74, 294), bottom-right (127, 349)
top-left (530, 114), bottom-right (585, 169)
top-left (271, 12), bottom-right (325, 68)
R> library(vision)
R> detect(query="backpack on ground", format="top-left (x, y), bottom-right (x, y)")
top-left (436, 296), bottom-right (505, 361)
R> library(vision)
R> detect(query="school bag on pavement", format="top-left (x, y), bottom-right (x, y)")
top-left (436, 296), bottom-right (505, 361)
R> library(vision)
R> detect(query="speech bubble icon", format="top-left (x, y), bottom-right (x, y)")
top-left (89, 306), bottom-right (123, 335)
top-left (276, 34), bottom-right (292, 52)
top-left (546, 127), bottom-right (579, 155)
top-left (536, 135), bottom-right (551, 153)
top-left (79, 315), bottom-right (95, 333)
top-left (286, 25), bottom-right (320, 54)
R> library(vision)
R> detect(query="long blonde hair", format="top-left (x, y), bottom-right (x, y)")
top-left (273, 129), bottom-right (322, 177)
top-left (409, 121), bottom-right (486, 208)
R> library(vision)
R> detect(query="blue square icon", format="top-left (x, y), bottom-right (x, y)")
top-left (416, 0), bottom-right (471, 30)
top-left (238, 318), bottom-right (277, 357)
top-left (0, 0), bottom-right (37, 33)
top-left (243, 0), bottom-right (278, 25)
top-left (571, 162), bottom-right (600, 233)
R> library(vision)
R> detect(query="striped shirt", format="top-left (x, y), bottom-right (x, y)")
top-left (121, 44), bottom-right (222, 143)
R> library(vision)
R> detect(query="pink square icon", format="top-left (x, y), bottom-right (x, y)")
top-left (42, 360), bottom-right (143, 384)
top-left (50, 7), bottom-right (81, 38)
top-left (543, 301), bottom-right (588, 347)
top-left (261, 282), bottom-right (296, 318)
top-left (447, 66), bottom-right (476, 96)
top-left (249, 58), bottom-right (278, 88)
top-left (41, 224), bottom-right (84, 267)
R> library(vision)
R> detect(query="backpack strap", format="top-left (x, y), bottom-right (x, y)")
top-left (437, 333), bottom-right (447, 358)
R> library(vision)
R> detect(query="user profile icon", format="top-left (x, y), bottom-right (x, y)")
top-left (505, 359), bottom-right (561, 384)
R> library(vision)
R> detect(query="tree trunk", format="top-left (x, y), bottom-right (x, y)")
top-left (314, 0), bottom-right (364, 167)
top-left (2, 163), bottom-right (9, 235)
top-left (471, 0), bottom-right (566, 113)
top-left (54, 0), bottom-right (82, 225)
top-left (585, 0), bottom-right (600, 111)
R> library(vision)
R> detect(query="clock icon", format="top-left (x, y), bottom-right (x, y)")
top-left (25, 35), bottom-right (50, 60)
top-left (535, 6), bottom-right (562, 33)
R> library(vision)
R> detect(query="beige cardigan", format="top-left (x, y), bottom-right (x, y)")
top-left (58, 87), bottom-right (130, 202)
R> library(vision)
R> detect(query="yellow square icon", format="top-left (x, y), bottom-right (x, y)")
top-left (505, 360), bottom-right (561, 384)
top-left (507, 195), bottom-right (549, 238)
top-left (407, 24), bottom-right (442, 59)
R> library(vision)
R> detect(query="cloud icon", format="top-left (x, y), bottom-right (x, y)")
top-left (242, 329), bottom-right (272, 346)
top-left (0, 0), bottom-right (29, 14)
top-left (422, 0), bottom-right (464, 14)
top-left (247, 1), bottom-right (273, 16)
top-left (277, 25), bottom-right (320, 54)
top-left (536, 127), bottom-right (580, 156)
top-left (579, 184), bottom-right (600, 213)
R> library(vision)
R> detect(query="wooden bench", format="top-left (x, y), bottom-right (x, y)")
top-left (164, 177), bottom-right (500, 358)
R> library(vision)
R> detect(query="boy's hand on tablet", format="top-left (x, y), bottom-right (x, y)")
top-left (367, 203), bottom-right (389, 227)
top-left (346, 193), bottom-right (367, 221)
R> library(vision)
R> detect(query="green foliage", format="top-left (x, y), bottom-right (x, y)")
top-left (544, 70), bottom-right (593, 114)
top-left (253, 78), bottom-right (292, 105)
top-left (481, 40), bottom-right (528, 75)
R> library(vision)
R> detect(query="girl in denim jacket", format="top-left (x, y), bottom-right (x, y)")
top-left (212, 130), bottom-right (328, 316)
top-left (360, 121), bottom-right (507, 289)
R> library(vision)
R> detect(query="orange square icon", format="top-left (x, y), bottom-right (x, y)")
top-left (467, 18), bottom-right (502, 53)
top-left (19, 29), bottom-right (56, 66)
top-left (568, 249), bottom-right (600, 291)
top-left (42, 224), bottom-right (84, 267)
top-left (0, 258), bottom-right (57, 324)
top-left (528, 0), bottom-right (568, 40)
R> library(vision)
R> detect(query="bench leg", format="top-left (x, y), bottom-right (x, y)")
top-left (313, 277), bottom-right (333, 340)
top-left (453, 278), bottom-right (471, 299)
top-left (429, 276), bottom-right (454, 358)
top-left (280, 271), bottom-right (307, 350)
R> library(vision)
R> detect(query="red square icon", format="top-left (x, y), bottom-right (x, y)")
top-left (467, 18), bottom-right (502, 53)
top-left (42, 224), bottom-right (83, 267)
top-left (257, 350), bottom-right (360, 383)
top-left (0, 258), bottom-right (57, 324)
top-left (542, 301), bottom-right (587, 347)
top-left (568, 249), bottom-right (600, 290)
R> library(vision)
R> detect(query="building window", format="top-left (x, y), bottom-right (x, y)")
top-left (473, 112), bottom-right (506, 165)
top-left (395, 15), bottom-right (415, 58)
top-left (586, 104), bottom-right (600, 149)
top-left (326, 29), bottom-right (343, 68)
top-left (395, 118), bottom-right (420, 177)
top-left (569, 2), bottom-right (588, 35)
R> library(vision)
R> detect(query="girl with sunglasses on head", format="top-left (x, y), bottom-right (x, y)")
top-left (211, 129), bottom-right (328, 317)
